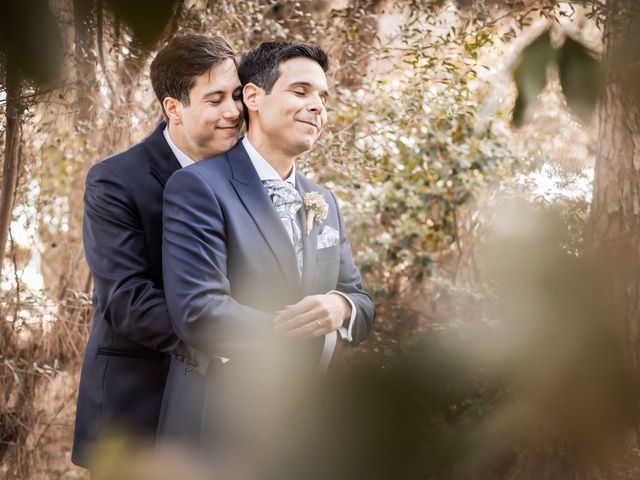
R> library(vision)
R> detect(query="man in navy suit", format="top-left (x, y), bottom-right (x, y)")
top-left (72, 34), bottom-right (243, 468)
top-left (160, 41), bottom-right (375, 454)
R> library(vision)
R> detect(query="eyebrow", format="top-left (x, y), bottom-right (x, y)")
top-left (201, 87), bottom-right (242, 99)
top-left (289, 81), bottom-right (330, 98)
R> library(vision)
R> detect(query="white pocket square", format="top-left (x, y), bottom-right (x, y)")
top-left (317, 225), bottom-right (339, 249)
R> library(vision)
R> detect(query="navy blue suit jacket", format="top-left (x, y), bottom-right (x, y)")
top-left (73, 122), bottom-right (195, 466)
top-left (158, 140), bottom-right (375, 441)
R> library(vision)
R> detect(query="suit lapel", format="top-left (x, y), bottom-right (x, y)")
top-left (296, 175), bottom-right (319, 296)
top-left (228, 142), bottom-right (301, 293)
top-left (144, 121), bottom-right (182, 187)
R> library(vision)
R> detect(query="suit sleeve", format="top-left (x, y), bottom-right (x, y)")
top-left (330, 191), bottom-right (376, 345)
top-left (162, 168), bottom-right (275, 357)
top-left (83, 161), bottom-right (178, 352)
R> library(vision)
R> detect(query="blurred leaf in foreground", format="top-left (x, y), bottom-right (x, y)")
top-left (512, 30), bottom-right (555, 127)
top-left (558, 36), bottom-right (603, 125)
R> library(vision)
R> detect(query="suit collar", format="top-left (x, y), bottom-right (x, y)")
top-left (144, 121), bottom-right (182, 187)
top-left (228, 140), bottom-right (258, 184)
top-left (228, 142), bottom-right (301, 293)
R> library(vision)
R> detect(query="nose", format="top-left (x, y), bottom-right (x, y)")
top-left (222, 98), bottom-right (241, 119)
top-left (307, 93), bottom-right (325, 113)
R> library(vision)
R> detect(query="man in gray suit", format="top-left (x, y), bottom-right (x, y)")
top-left (159, 41), bottom-right (375, 456)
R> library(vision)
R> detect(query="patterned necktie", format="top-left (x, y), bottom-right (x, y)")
top-left (262, 179), bottom-right (304, 275)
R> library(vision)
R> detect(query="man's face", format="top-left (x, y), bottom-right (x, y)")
top-left (255, 57), bottom-right (328, 157)
top-left (174, 58), bottom-right (243, 161)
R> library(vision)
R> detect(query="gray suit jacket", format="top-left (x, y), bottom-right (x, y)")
top-left (157, 140), bottom-right (375, 443)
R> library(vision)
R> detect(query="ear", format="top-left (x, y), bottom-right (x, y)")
top-left (242, 83), bottom-right (263, 113)
top-left (163, 97), bottom-right (183, 126)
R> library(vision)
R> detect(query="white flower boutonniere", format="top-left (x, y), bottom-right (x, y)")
top-left (303, 192), bottom-right (328, 236)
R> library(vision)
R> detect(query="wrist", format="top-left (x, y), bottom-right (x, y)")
top-left (330, 292), bottom-right (351, 322)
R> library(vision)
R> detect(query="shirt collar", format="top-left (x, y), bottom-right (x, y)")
top-left (163, 127), bottom-right (195, 168)
top-left (242, 137), bottom-right (296, 186)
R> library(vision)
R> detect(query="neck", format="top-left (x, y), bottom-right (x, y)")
top-left (167, 123), bottom-right (199, 161)
top-left (247, 129), bottom-right (295, 180)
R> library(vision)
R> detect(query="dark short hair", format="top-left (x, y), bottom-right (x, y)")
top-left (150, 34), bottom-right (236, 119)
top-left (238, 41), bottom-right (328, 93)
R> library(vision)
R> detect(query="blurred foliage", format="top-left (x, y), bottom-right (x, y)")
top-left (513, 29), bottom-right (554, 126)
top-left (0, 0), bottom-right (63, 85)
top-left (0, 0), bottom-right (183, 91)
top-left (512, 27), bottom-right (603, 126)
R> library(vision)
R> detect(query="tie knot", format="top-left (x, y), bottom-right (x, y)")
top-left (262, 178), bottom-right (295, 190)
top-left (262, 179), bottom-right (302, 210)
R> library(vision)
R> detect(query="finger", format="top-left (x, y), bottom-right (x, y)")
top-left (274, 308), bottom-right (324, 334)
top-left (273, 298), bottom-right (313, 322)
top-left (282, 318), bottom-right (325, 339)
top-left (273, 296), bottom-right (319, 324)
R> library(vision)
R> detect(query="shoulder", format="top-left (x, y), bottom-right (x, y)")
top-left (187, 152), bottom-right (231, 176)
top-left (84, 144), bottom-right (149, 208)
top-left (297, 174), bottom-right (330, 194)
top-left (86, 141), bottom-right (148, 184)
top-left (163, 156), bottom-right (231, 216)
top-left (168, 153), bottom-right (231, 188)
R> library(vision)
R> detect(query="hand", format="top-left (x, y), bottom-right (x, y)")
top-left (273, 294), bottom-right (351, 340)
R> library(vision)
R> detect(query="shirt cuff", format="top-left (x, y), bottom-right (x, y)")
top-left (328, 290), bottom-right (356, 343)
top-left (317, 330), bottom-right (337, 373)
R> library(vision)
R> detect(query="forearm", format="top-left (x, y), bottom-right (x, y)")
top-left (95, 279), bottom-right (179, 352)
top-left (167, 290), bottom-right (277, 358)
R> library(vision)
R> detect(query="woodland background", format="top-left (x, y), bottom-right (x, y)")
top-left (2, 0), bottom-right (640, 478)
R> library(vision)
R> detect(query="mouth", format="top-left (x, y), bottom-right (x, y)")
top-left (218, 123), bottom-right (240, 130)
top-left (297, 120), bottom-right (320, 131)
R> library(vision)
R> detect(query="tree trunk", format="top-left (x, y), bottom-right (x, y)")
top-left (591, 1), bottom-right (640, 369)
top-left (0, 66), bottom-right (22, 276)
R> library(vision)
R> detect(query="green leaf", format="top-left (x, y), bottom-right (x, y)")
top-left (558, 36), bottom-right (602, 125)
top-left (512, 30), bottom-right (555, 127)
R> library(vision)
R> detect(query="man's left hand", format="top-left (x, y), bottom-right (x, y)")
top-left (273, 293), bottom-right (351, 339)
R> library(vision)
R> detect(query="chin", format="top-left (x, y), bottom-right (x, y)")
top-left (302, 135), bottom-right (318, 149)
top-left (220, 137), bottom-right (239, 151)
top-left (290, 139), bottom-right (315, 156)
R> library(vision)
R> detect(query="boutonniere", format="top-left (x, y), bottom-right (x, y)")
top-left (303, 192), bottom-right (328, 236)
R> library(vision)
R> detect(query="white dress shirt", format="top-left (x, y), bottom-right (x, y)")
top-left (242, 137), bottom-right (357, 371)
